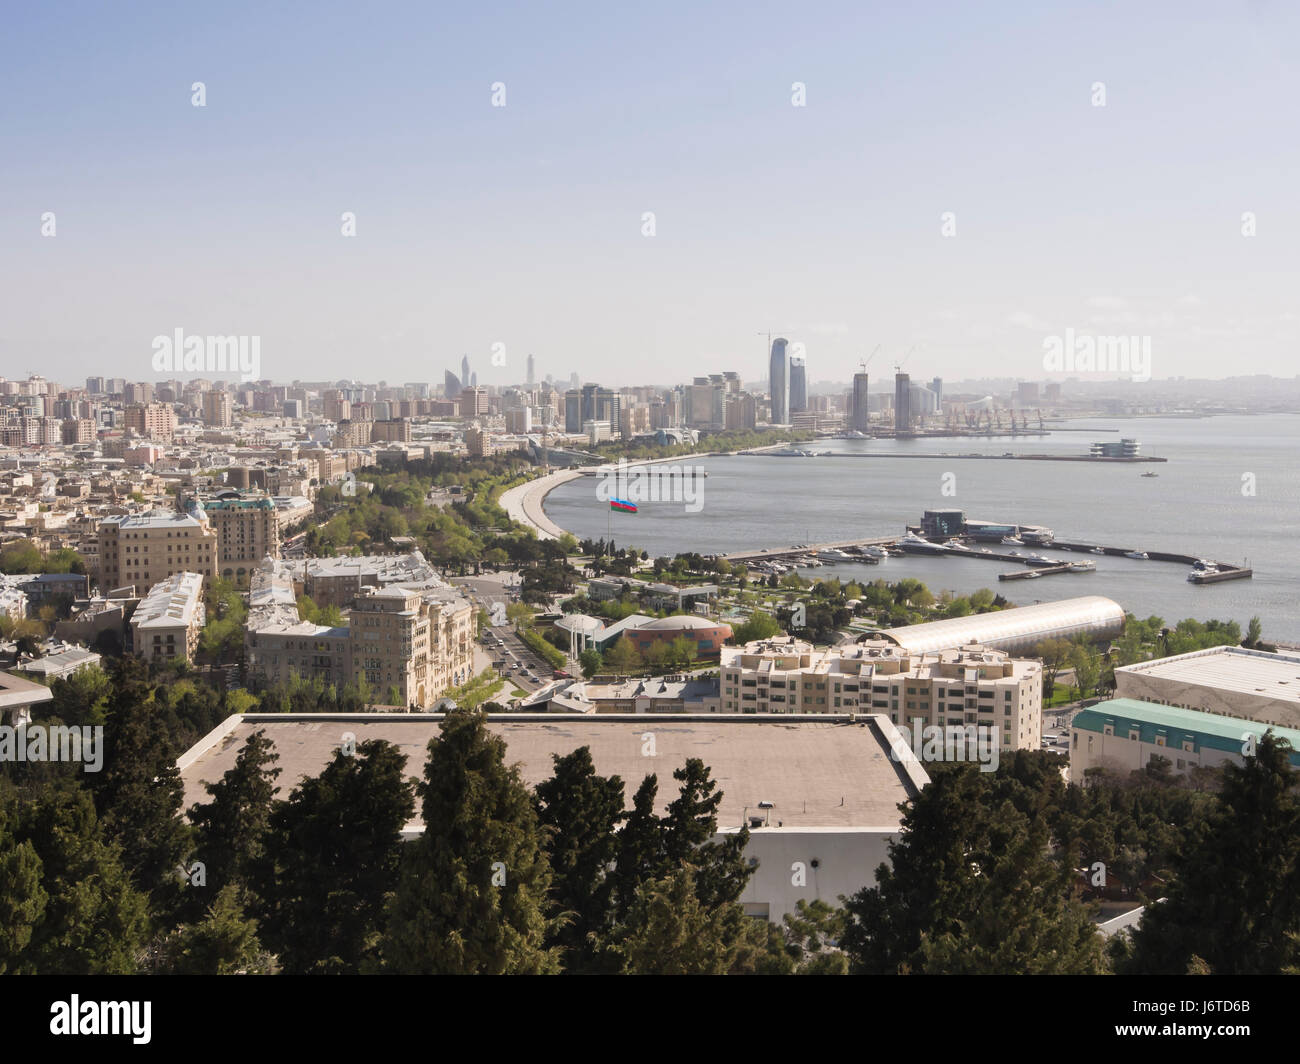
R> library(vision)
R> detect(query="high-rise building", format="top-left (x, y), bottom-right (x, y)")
top-left (769, 338), bottom-right (789, 424)
top-left (564, 389), bottom-right (582, 433)
top-left (526, 353), bottom-right (535, 386)
top-left (461, 355), bottom-right (471, 387)
top-left (931, 377), bottom-right (943, 404)
top-left (123, 402), bottom-right (178, 442)
top-left (458, 387), bottom-right (489, 417)
top-left (851, 373), bottom-right (871, 432)
top-left (202, 389), bottom-right (233, 427)
top-left (789, 355), bottom-right (807, 414)
top-left (443, 370), bottom-right (462, 399)
top-left (894, 373), bottom-right (912, 434)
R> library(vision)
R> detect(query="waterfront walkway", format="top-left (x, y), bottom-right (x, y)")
top-left (499, 469), bottom-right (583, 539)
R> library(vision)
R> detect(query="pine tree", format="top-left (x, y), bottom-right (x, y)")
top-left (534, 746), bottom-right (625, 972)
top-left (264, 739), bottom-right (414, 973)
top-left (610, 774), bottom-right (664, 920)
top-left (380, 708), bottom-right (558, 973)
top-left (661, 759), bottom-right (753, 909)
top-left (0, 798), bottom-right (46, 974)
top-left (158, 885), bottom-right (274, 975)
top-left (187, 729), bottom-right (281, 919)
top-left (8, 783), bottom-right (150, 974)
top-left (1126, 732), bottom-right (1300, 974)
top-left (86, 656), bottom-right (192, 914)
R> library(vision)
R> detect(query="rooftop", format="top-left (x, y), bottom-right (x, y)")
top-left (179, 714), bottom-right (926, 829)
top-left (131, 571), bottom-right (205, 629)
top-left (1074, 698), bottom-right (1300, 764)
top-left (1115, 645), bottom-right (1300, 705)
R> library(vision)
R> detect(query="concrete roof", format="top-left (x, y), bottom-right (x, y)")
top-left (179, 714), bottom-right (925, 830)
top-left (0, 670), bottom-right (55, 711)
top-left (1115, 645), bottom-right (1300, 705)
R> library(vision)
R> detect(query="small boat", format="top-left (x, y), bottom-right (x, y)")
top-left (1125, 551), bottom-right (1149, 560)
top-left (1090, 547), bottom-right (1105, 555)
top-left (859, 545), bottom-right (888, 559)
top-left (1027, 554), bottom-right (1052, 564)
top-left (1187, 567), bottom-right (1217, 581)
top-left (1001, 535), bottom-right (1024, 546)
top-left (945, 540), bottom-right (972, 552)
top-left (1141, 472), bottom-right (1159, 478)
top-left (1066, 561), bottom-right (1096, 572)
top-left (818, 549), bottom-right (855, 563)
top-left (1024, 570), bottom-right (1042, 578)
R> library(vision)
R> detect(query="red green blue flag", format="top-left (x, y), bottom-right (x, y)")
top-left (611, 498), bottom-right (637, 512)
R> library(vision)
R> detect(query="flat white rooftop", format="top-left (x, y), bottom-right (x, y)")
top-left (1116, 645), bottom-right (1300, 705)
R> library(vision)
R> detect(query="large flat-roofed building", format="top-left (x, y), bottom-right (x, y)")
top-left (879, 596), bottom-right (1125, 656)
top-left (721, 636), bottom-right (1041, 750)
top-left (97, 506), bottom-right (219, 591)
top-left (1114, 645), bottom-right (1300, 730)
top-left (131, 571), bottom-right (205, 665)
top-left (177, 713), bottom-right (928, 922)
top-left (1070, 698), bottom-right (1300, 780)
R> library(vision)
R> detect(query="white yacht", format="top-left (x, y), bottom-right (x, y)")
top-left (1001, 535), bottom-right (1024, 546)
top-left (1125, 551), bottom-right (1149, 560)
top-left (859, 545), bottom-right (888, 559)
top-left (898, 533), bottom-right (948, 555)
top-left (818, 548), bottom-right (855, 563)
top-left (945, 540), bottom-right (972, 552)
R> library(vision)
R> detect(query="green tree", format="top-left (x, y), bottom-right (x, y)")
top-left (265, 740), bottom-right (414, 973)
top-left (535, 746), bottom-right (626, 972)
top-left (1069, 643), bottom-right (1102, 699)
top-left (154, 885), bottom-right (273, 975)
top-left (1245, 616), bottom-right (1263, 648)
top-left (604, 636), bottom-right (643, 674)
top-left (578, 648), bottom-right (603, 679)
top-left (186, 729), bottom-right (281, 918)
top-left (88, 657), bottom-right (192, 913)
top-left (380, 709), bottom-right (559, 973)
top-left (1125, 733), bottom-right (1300, 974)
top-left (732, 609), bottom-right (780, 644)
top-left (6, 784), bottom-right (150, 974)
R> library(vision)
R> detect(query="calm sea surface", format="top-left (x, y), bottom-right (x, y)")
top-left (543, 415), bottom-right (1300, 641)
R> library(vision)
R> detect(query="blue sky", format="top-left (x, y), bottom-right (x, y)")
top-left (2, 1), bottom-right (1297, 388)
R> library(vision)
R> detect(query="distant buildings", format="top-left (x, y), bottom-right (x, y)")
top-left (769, 338), bottom-right (790, 425)
top-left (201, 390), bottom-right (233, 428)
top-left (851, 373), bottom-right (870, 432)
top-left (894, 372), bottom-right (911, 433)
top-left (789, 355), bottom-right (807, 415)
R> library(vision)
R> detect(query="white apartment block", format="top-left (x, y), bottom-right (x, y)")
top-left (719, 636), bottom-right (1042, 750)
top-left (131, 571), bottom-right (206, 665)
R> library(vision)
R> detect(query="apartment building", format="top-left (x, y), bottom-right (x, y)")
top-left (97, 505), bottom-right (219, 591)
top-left (123, 402), bottom-right (178, 441)
top-left (202, 496), bottom-right (280, 583)
top-left (333, 420), bottom-right (374, 448)
top-left (719, 636), bottom-right (1041, 750)
top-left (61, 418), bottom-right (96, 444)
top-left (130, 571), bottom-right (205, 665)
top-left (349, 586), bottom-right (474, 707)
top-left (371, 418), bottom-right (412, 443)
top-left (201, 389), bottom-right (233, 427)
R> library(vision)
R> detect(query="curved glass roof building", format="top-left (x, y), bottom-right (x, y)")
top-left (876, 596), bottom-right (1125, 656)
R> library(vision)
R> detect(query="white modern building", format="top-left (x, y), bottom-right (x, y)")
top-left (1114, 645), bottom-right (1300, 730)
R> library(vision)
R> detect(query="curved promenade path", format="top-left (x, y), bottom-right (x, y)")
top-left (499, 469), bottom-right (584, 539)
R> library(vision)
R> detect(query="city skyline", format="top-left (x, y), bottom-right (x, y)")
top-left (3, 2), bottom-right (1298, 385)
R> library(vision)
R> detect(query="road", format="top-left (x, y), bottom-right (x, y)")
top-left (451, 572), bottom-right (567, 697)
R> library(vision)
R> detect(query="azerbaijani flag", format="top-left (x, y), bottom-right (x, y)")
top-left (611, 498), bottom-right (637, 513)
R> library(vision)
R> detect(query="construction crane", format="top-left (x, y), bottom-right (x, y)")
top-left (893, 346), bottom-right (917, 375)
top-left (859, 344), bottom-right (881, 374)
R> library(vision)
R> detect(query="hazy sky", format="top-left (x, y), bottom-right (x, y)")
top-left (3, 1), bottom-right (1297, 389)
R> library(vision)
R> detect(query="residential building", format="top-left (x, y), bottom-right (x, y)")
top-left (123, 402), bottom-right (178, 441)
top-left (203, 496), bottom-right (280, 583)
top-left (130, 571), bottom-right (206, 665)
top-left (97, 505), bottom-right (219, 590)
top-left (202, 389), bottom-right (233, 427)
top-left (719, 636), bottom-right (1042, 750)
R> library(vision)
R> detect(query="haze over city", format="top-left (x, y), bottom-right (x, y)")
top-left (4, 0), bottom-right (1299, 385)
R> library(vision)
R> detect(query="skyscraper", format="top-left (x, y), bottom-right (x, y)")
top-left (789, 355), bottom-right (807, 415)
top-left (894, 372), bottom-right (912, 434)
top-left (769, 338), bottom-right (789, 425)
top-left (444, 370), bottom-right (462, 399)
top-left (931, 377), bottom-right (943, 404)
top-left (851, 373), bottom-right (870, 432)
top-left (526, 353), bottom-right (535, 386)
top-left (461, 355), bottom-right (470, 387)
